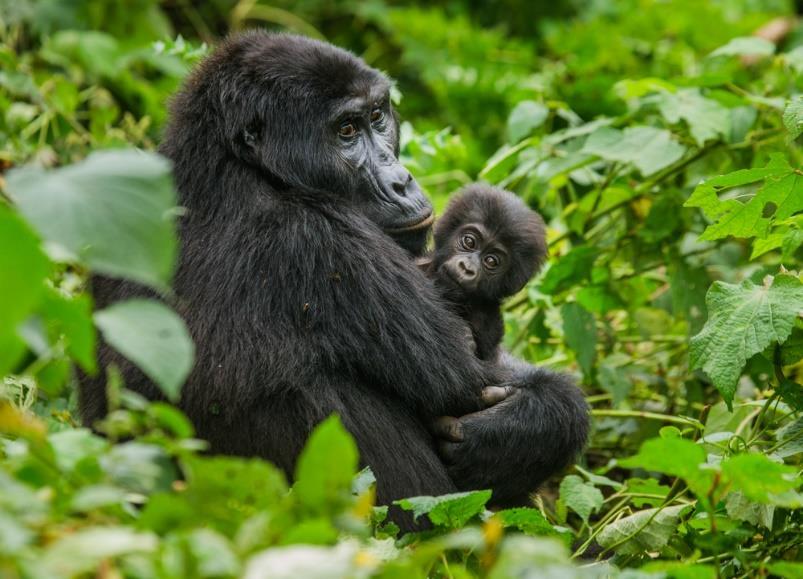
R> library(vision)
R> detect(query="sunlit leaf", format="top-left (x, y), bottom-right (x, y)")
top-left (294, 415), bottom-right (359, 513)
top-left (6, 149), bottom-right (179, 290)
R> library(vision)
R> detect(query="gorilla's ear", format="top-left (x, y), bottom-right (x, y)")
top-left (243, 128), bottom-right (258, 149)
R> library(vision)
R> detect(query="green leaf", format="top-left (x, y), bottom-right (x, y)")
top-left (783, 96), bottom-right (803, 139)
top-left (722, 454), bottom-right (801, 506)
top-left (507, 100), bottom-right (548, 143)
top-left (597, 504), bottom-right (688, 555)
top-left (540, 247), bottom-right (598, 295)
top-left (496, 508), bottom-right (558, 537)
top-left (395, 490), bottom-right (491, 528)
top-left (0, 205), bottom-right (50, 374)
top-left (39, 288), bottom-right (96, 374)
top-left (775, 416), bottom-right (803, 458)
top-left (769, 561), bottom-right (803, 579)
top-left (625, 478), bottom-right (671, 508)
top-left (725, 491), bottom-right (774, 529)
top-left (42, 527), bottom-right (158, 577)
top-left (709, 37), bottom-right (775, 58)
top-left (561, 303), bottom-right (597, 377)
top-left (657, 89), bottom-right (730, 146)
top-left (582, 125), bottom-right (685, 176)
top-left (689, 274), bottom-right (803, 407)
top-left (558, 475), bottom-right (602, 523)
top-left (94, 299), bottom-right (194, 402)
top-left (294, 415), bottom-right (359, 513)
top-left (6, 149), bottom-right (179, 291)
top-left (620, 438), bottom-right (712, 497)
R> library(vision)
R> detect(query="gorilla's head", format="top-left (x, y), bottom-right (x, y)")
top-left (165, 31), bottom-right (433, 254)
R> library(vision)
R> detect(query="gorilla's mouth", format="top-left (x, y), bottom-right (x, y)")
top-left (384, 211), bottom-right (435, 234)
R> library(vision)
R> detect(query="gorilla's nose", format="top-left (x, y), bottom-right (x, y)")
top-left (458, 258), bottom-right (477, 279)
top-left (392, 169), bottom-right (413, 197)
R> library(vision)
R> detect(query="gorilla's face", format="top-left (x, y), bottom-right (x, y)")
top-left (329, 89), bottom-right (433, 248)
top-left (222, 34), bottom-right (433, 253)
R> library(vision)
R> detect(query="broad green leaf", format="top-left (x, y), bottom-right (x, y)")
top-left (709, 37), bottom-right (775, 58)
top-left (620, 438), bottom-right (712, 497)
top-left (657, 89), bottom-right (730, 146)
top-left (725, 491), bottom-right (774, 529)
top-left (507, 100), bottom-right (548, 143)
top-left (721, 454), bottom-right (801, 506)
top-left (558, 475), bottom-right (602, 523)
top-left (294, 415), bottom-right (359, 513)
top-left (6, 149), bottom-right (178, 290)
top-left (42, 527), bottom-right (158, 577)
top-left (783, 96), bottom-right (803, 139)
top-left (700, 160), bottom-right (803, 241)
top-left (496, 508), bottom-right (559, 537)
top-left (561, 303), bottom-right (596, 376)
top-left (581, 125), bottom-right (685, 176)
top-left (540, 247), bottom-right (598, 295)
top-left (396, 490), bottom-right (491, 528)
top-left (689, 274), bottom-right (803, 407)
top-left (684, 157), bottom-right (783, 219)
top-left (101, 442), bottom-right (177, 495)
top-left (49, 428), bottom-right (108, 473)
top-left (0, 206), bottom-right (50, 374)
top-left (94, 299), bottom-right (194, 402)
top-left (597, 504), bottom-right (687, 555)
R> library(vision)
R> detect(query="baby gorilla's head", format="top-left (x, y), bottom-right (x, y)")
top-left (432, 184), bottom-right (547, 302)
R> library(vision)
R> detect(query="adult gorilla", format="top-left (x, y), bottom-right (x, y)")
top-left (80, 31), bottom-right (588, 519)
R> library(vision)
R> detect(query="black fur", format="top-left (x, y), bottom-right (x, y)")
top-left (423, 184), bottom-right (547, 360)
top-left (78, 31), bottom-right (589, 527)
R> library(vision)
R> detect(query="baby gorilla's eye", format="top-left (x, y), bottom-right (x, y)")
top-left (339, 121), bottom-right (358, 138)
top-left (483, 254), bottom-right (500, 269)
top-left (461, 233), bottom-right (477, 250)
top-left (370, 108), bottom-right (384, 124)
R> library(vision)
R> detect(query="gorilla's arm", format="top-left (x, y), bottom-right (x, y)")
top-left (438, 353), bottom-right (590, 505)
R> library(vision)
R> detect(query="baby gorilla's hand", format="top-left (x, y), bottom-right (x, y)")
top-left (430, 385), bottom-right (517, 446)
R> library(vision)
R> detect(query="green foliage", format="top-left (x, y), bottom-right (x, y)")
top-left (1, 0), bottom-right (801, 577)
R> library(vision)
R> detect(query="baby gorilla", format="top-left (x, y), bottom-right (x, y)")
top-left (421, 184), bottom-right (547, 361)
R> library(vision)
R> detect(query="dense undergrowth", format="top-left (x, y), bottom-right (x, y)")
top-left (0, 1), bottom-right (801, 577)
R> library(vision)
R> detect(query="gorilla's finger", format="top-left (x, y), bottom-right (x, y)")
top-left (481, 385), bottom-right (515, 407)
top-left (438, 440), bottom-right (460, 464)
top-left (432, 416), bottom-right (464, 442)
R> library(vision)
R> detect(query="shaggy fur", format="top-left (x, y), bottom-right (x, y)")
top-left (79, 31), bottom-right (589, 527)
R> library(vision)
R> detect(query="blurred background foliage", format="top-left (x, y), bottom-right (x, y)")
top-left (1, 0), bottom-right (802, 577)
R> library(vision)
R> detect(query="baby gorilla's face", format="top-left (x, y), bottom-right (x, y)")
top-left (437, 221), bottom-right (510, 300)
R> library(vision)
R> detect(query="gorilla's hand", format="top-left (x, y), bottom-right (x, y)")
top-left (433, 368), bottom-right (589, 507)
top-left (431, 385), bottom-right (515, 443)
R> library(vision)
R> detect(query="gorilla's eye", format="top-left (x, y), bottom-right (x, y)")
top-left (370, 108), bottom-right (385, 124)
top-left (483, 254), bottom-right (500, 269)
top-left (339, 121), bottom-right (358, 138)
top-left (460, 233), bottom-right (477, 250)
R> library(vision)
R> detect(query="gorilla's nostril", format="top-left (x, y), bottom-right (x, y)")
top-left (393, 179), bottom-right (407, 197)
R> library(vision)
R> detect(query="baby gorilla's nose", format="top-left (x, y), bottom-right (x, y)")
top-left (458, 258), bottom-right (477, 279)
